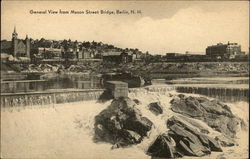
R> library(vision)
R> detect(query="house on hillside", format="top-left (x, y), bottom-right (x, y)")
top-left (38, 47), bottom-right (62, 59)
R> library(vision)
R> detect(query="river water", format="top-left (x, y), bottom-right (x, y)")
top-left (1, 88), bottom-right (248, 159)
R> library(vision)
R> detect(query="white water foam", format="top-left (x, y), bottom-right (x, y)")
top-left (1, 89), bottom-right (248, 159)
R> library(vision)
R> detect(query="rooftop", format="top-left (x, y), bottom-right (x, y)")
top-left (103, 52), bottom-right (122, 56)
top-left (106, 81), bottom-right (128, 86)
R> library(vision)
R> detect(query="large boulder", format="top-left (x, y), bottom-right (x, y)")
top-left (203, 114), bottom-right (241, 138)
top-left (94, 97), bottom-right (153, 147)
top-left (168, 125), bottom-right (211, 157)
top-left (170, 96), bottom-right (205, 117)
top-left (176, 115), bottom-right (210, 134)
top-left (200, 99), bottom-right (234, 118)
top-left (147, 133), bottom-right (182, 158)
top-left (170, 94), bottom-right (241, 138)
top-left (123, 116), bottom-right (153, 136)
top-left (166, 115), bottom-right (222, 157)
top-left (148, 102), bottom-right (163, 115)
top-left (147, 115), bottom-right (223, 158)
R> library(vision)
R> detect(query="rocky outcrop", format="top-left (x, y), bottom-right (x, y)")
top-left (148, 102), bottom-right (163, 115)
top-left (171, 95), bottom-right (205, 117)
top-left (94, 97), bottom-right (153, 148)
top-left (167, 116), bottom-right (223, 154)
top-left (215, 135), bottom-right (237, 147)
top-left (147, 133), bottom-right (183, 158)
top-left (170, 94), bottom-right (241, 138)
top-left (176, 114), bottom-right (210, 134)
top-left (147, 115), bottom-right (222, 158)
top-left (93, 94), bottom-right (243, 158)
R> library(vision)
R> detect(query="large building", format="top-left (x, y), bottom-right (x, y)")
top-left (1, 27), bottom-right (30, 60)
top-left (206, 42), bottom-right (242, 59)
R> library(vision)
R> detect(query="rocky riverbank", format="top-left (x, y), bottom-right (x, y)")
top-left (1, 62), bottom-right (249, 79)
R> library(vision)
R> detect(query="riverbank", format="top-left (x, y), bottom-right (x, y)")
top-left (1, 62), bottom-right (249, 81)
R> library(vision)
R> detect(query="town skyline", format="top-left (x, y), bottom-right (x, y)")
top-left (1, 1), bottom-right (249, 54)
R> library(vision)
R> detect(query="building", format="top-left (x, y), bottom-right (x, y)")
top-left (206, 42), bottom-right (242, 59)
top-left (105, 81), bottom-right (128, 99)
top-left (166, 53), bottom-right (183, 58)
top-left (0, 27), bottom-right (30, 60)
top-left (78, 48), bottom-right (94, 59)
top-left (38, 47), bottom-right (62, 59)
top-left (102, 51), bottom-right (133, 63)
top-left (165, 52), bottom-right (210, 62)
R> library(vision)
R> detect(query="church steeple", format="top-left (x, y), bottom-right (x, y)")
top-left (12, 26), bottom-right (18, 39)
top-left (12, 26), bottom-right (18, 57)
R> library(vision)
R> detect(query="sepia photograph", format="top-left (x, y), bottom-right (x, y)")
top-left (0, 1), bottom-right (249, 159)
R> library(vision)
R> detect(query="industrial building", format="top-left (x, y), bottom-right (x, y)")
top-left (206, 42), bottom-right (242, 59)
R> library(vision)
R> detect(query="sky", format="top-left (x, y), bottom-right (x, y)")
top-left (1, 1), bottom-right (249, 55)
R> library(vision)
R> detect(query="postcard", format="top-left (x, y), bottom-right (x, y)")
top-left (1, 1), bottom-right (249, 159)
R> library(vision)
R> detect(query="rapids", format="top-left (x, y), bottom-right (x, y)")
top-left (1, 88), bottom-right (248, 159)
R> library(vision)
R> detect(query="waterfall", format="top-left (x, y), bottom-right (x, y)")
top-left (176, 86), bottom-right (249, 102)
top-left (1, 90), bottom-right (105, 108)
top-left (1, 94), bottom-right (55, 108)
top-left (1, 86), bottom-right (248, 159)
top-left (2, 83), bottom-right (248, 108)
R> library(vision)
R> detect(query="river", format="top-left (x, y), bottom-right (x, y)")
top-left (1, 87), bottom-right (248, 159)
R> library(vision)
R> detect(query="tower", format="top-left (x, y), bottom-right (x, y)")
top-left (12, 26), bottom-right (18, 57)
top-left (25, 35), bottom-right (30, 58)
top-left (74, 40), bottom-right (79, 59)
top-left (12, 26), bottom-right (18, 39)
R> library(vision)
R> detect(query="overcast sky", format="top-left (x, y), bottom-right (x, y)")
top-left (1, 1), bottom-right (249, 54)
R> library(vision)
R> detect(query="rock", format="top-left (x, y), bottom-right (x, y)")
top-left (165, 115), bottom-right (222, 157)
top-left (177, 139), bottom-right (198, 156)
top-left (177, 115), bottom-right (210, 134)
top-left (148, 102), bottom-right (163, 115)
top-left (123, 116), bottom-right (153, 136)
top-left (203, 115), bottom-right (241, 138)
top-left (215, 135), bottom-right (237, 147)
top-left (168, 116), bottom-right (222, 152)
top-left (125, 130), bottom-right (142, 143)
top-left (94, 97), bottom-right (153, 147)
top-left (111, 130), bottom-right (142, 148)
top-left (94, 124), bottom-right (110, 143)
top-left (168, 124), bottom-right (211, 157)
top-left (170, 96), bottom-right (205, 117)
top-left (200, 100), bottom-right (233, 118)
top-left (205, 135), bottom-right (223, 152)
top-left (170, 94), bottom-right (241, 138)
top-left (178, 94), bottom-right (185, 99)
top-left (147, 133), bottom-right (180, 158)
top-left (133, 99), bottom-right (141, 105)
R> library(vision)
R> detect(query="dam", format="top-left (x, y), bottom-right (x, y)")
top-left (1, 89), bottom-right (105, 107)
top-left (1, 83), bottom-right (248, 108)
top-left (174, 84), bottom-right (249, 102)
